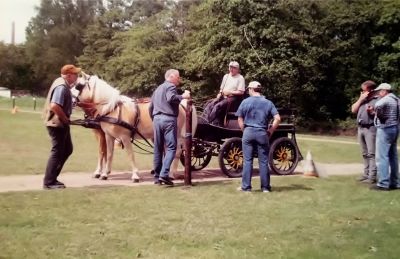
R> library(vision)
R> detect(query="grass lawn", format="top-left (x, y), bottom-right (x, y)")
top-left (0, 176), bottom-right (399, 258)
top-left (0, 108), bottom-right (362, 176)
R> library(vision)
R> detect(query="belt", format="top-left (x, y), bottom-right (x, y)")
top-left (358, 123), bottom-right (374, 128)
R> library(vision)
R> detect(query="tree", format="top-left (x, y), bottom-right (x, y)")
top-left (0, 43), bottom-right (35, 92)
top-left (25, 0), bottom-right (102, 93)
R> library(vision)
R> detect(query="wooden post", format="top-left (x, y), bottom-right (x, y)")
top-left (33, 97), bottom-right (36, 111)
top-left (184, 98), bottom-right (193, 186)
top-left (12, 96), bottom-right (15, 108)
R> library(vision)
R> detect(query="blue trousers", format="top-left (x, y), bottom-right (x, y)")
top-left (241, 127), bottom-right (270, 191)
top-left (153, 114), bottom-right (178, 179)
top-left (376, 125), bottom-right (400, 188)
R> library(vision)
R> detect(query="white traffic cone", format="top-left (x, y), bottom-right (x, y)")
top-left (303, 150), bottom-right (318, 177)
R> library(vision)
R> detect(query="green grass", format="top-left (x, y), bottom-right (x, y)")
top-left (0, 176), bottom-right (399, 258)
top-left (0, 110), bottom-right (153, 176)
top-left (0, 96), bottom-right (46, 111)
top-left (0, 108), bottom-right (364, 176)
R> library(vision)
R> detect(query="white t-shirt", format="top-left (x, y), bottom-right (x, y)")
top-left (220, 73), bottom-right (245, 95)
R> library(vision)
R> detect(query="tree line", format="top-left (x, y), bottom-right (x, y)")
top-left (0, 0), bottom-right (399, 125)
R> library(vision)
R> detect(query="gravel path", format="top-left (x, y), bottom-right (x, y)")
top-left (0, 162), bottom-right (362, 193)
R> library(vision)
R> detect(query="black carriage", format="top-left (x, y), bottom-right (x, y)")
top-left (181, 108), bottom-right (303, 177)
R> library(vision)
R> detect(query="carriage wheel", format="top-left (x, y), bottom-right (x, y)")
top-left (180, 140), bottom-right (213, 171)
top-left (269, 137), bottom-right (299, 175)
top-left (218, 137), bottom-right (243, 178)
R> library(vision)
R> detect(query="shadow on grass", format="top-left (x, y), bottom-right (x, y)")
top-left (273, 184), bottom-right (313, 192)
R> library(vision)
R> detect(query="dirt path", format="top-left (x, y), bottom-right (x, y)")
top-left (0, 162), bottom-right (362, 193)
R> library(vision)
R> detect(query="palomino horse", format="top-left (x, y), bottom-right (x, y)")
top-left (71, 72), bottom-right (197, 182)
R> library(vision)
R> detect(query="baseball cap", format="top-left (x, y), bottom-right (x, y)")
top-left (248, 81), bottom-right (262, 89)
top-left (229, 61), bottom-right (240, 68)
top-left (61, 64), bottom-right (81, 75)
top-left (375, 83), bottom-right (391, 91)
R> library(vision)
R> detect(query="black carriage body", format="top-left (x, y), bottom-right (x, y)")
top-left (183, 109), bottom-right (303, 177)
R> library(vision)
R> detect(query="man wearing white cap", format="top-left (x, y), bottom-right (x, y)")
top-left (372, 83), bottom-right (400, 191)
top-left (235, 81), bottom-right (281, 192)
top-left (207, 61), bottom-right (245, 125)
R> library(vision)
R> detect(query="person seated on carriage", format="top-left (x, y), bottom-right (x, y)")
top-left (203, 61), bottom-right (245, 126)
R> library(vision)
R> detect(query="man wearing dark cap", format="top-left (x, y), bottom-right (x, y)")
top-left (235, 81), bottom-right (281, 192)
top-left (351, 80), bottom-right (378, 184)
top-left (43, 64), bottom-right (81, 189)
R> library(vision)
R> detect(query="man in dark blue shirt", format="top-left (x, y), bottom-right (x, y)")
top-left (43, 64), bottom-right (80, 189)
top-left (235, 81), bottom-right (281, 192)
top-left (149, 69), bottom-right (190, 185)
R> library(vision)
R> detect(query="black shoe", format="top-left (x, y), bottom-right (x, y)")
top-left (370, 185), bottom-right (390, 191)
top-left (43, 184), bottom-right (66, 190)
top-left (389, 185), bottom-right (399, 190)
top-left (159, 176), bottom-right (174, 186)
top-left (154, 179), bottom-right (161, 185)
top-left (54, 180), bottom-right (65, 186)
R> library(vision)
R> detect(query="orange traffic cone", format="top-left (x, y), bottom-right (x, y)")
top-left (303, 151), bottom-right (318, 177)
top-left (11, 106), bottom-right (19, 114)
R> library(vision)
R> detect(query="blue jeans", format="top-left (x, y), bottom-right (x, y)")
top-left (241, 127), bottom-right (270, 191)
top-left (376, 125), bottom-right (400, 188)
top-left (153, 114), bottom-right (178, 179)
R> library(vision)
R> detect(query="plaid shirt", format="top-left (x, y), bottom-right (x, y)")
top-left (374, 93), bottom-right (399, 128)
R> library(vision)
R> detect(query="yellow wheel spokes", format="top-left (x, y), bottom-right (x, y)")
top-left (274, 146), bottom-right (293, 170)
top-left (226, 146), bottom-right (243, 169)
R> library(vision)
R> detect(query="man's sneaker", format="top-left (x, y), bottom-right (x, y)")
top-left (262, 189), bottom-right (271, 193)
top-left (236, 186), bottom-right (251, 192)
top-left (159, 176), bottom-right (174, 186)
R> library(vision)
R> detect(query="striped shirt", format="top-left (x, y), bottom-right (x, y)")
top-left (374, 93), bottom-right (399, 128)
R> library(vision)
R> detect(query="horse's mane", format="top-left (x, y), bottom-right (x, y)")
top-left (89, 75), bottom-right (122, 115)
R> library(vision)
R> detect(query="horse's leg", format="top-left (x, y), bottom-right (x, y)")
top-left (170, 137), bottom-right (184, 179)
top-left (100, 133), bottom-right (115, 180)
top-left (93, 129), bottom-right (106, 178)
top-left (120, 135), bottom-right (140, 183)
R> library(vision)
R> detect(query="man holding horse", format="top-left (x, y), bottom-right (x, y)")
top-left (149, 69), bottom-right (191, 185)
top-left (43, 64), bottom-right (80, 189)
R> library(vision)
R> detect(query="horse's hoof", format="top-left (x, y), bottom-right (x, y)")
top-left (100, 175), bottom-right (108, 180)
top-left (93, 174), bottom-right (101, 179)
top-left (133, 178), bottom-right (140, 183)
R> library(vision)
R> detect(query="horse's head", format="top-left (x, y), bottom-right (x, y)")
top-left (71, 72), bottom-right (93, 103)
top-left (71, 72), bottom-right (121, 116)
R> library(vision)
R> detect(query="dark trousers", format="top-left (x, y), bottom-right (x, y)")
top-left (44, 126), bottom-right (73, 185)
top-left (207, 96), bottom-right (241, 125)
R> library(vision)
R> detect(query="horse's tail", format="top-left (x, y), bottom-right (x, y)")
top-left (179, 99), bottom-right (198, 136)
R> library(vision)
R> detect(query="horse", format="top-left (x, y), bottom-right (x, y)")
top-left (71, 72), bottom-right (197, 182)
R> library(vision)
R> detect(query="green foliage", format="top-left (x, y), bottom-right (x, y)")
top-left (0, 43), bottom-right (35, 91)
top-left (5, 0), bottom-right (400, 123)
top-left (25, 0), bottom-right (102, 93)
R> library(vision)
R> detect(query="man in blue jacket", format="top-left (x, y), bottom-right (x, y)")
top-left (149, 69), bottom-right (190, 185)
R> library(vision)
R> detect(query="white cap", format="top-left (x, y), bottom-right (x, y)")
top-left (228, 61), bottom-right (240, 68)
top-left (248, 81), bottom-right (262, 89)
top-left (375, 83), bottom-right (392, 91)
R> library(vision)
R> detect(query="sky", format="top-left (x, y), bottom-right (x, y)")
top-left (0, 0), bottom-right (41, 44)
